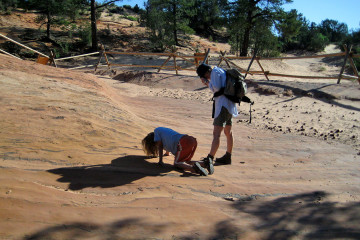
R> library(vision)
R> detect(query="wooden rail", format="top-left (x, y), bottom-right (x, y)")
top-left (55, 52), bottom-right (100, 61)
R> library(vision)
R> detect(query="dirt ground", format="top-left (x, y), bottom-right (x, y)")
top-left (1, 50), bottom-right (360, 239)
top-left (1, 9), bottom-right (360, 240)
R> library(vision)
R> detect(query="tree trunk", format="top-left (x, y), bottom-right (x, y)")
top-left (234, 34), bottom-right (238, 57)
top-left (91, 0), bottom-right (98, 51)
top-left (240, 26), bottom-right (250, 56)
top-left (172, 1), bottom-right (178, 46)
top-left (240, 0), bottom-right (257, 56)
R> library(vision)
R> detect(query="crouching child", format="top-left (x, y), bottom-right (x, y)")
top-left (142, 127), bottom-right (214, 176)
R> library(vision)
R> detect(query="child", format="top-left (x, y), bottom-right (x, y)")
top-left (142, 127), bottom-right (214, 176)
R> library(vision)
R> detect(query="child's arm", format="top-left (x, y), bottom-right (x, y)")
top-left (157, 141), bottom-right (164, 166)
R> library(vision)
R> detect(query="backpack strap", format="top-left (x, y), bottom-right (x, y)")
top-left (213, 88), bottom-right (224, 98)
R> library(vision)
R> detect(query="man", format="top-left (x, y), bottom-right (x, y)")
top-left (196, 63), bottom-right (237, 166)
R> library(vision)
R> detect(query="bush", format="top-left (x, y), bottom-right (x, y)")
top-left (78, 24), bottom-right (92, 47)
top-left (352, 46), bottom-right (360, 71)
top-left (125, 16), bottom-right (138, 21)
top-left (2, 41), bottom-right (21, 55)
top-left (123, 5), bottom-right (132, 10)
top-left (308, 33), bottom-right (329, 51)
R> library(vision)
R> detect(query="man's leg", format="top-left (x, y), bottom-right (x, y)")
top-left (215, 124), bottom-right (233, 165)
top-left (224, 125), bottom-right (233, 154)
top-left (209, 125), bottom-right (224, 157)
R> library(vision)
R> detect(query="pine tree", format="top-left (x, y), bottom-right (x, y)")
top-left (143, 0), bottom-right (195, 51)
top-left (227, 0), bottom-right (292, 56)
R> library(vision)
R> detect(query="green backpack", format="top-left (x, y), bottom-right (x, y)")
top-left (213, 68), bottom-right (250, 104)
top-left (213, 68), bottom-right (254, 122)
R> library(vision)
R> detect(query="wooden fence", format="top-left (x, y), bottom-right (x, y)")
top-left (95, 45), bottom-right (359, 84)
top-left (1, 33), bottom-right (359, 84)
top-left (217, 46), bottom-right (359, 84)
top-left (94, 45), bottom-right (208, 75)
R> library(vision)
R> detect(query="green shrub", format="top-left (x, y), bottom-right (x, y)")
top-left (125, 16), bottom-right (138, 21)
top-left (2, 41), bottom-right (21, 55)
top-left (308, 33), bottom-right (329, 52)
top-left (78, 24), bottom-right (92, 47)
top-left (353, 46), bottom-right (360, 70)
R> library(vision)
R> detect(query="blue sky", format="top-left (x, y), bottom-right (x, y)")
top-left (283, 0), bottom-right (360, 31)
top-left (113, 0), bottom-right (360, 31)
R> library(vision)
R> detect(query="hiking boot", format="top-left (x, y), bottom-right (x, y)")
top-left (203, 155), bottom-right (214, 175)
top-left (215, 152), bottom-right (232, 165)
top-left (193, 162), bottom-right (208, 176)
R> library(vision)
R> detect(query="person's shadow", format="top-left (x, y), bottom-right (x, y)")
top-left (47, 155), bottom-right (179, 190)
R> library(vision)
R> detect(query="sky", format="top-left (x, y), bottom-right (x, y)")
top-left (113, 0), bottom-right (360, 31)
top-left (283, 0), bottom-right (360, 31)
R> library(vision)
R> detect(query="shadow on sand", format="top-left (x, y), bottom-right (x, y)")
top-left (24, 191), bottom-right (360, 239)
top-left (47, 155), bottom-right (179, 190)
top-left (231, 191), bottom-right (360, 239)
top-left (251, 80), bottom-right (360, 112)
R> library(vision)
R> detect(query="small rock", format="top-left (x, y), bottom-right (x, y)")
top-left (224, 197), bottom-right (235, 201)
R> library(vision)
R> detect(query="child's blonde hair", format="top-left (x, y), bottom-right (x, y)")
top-left (142, 132), bottom-right (158, 157)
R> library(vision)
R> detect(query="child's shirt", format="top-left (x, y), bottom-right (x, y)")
top-left (154, 127), bottom-right (184, 155)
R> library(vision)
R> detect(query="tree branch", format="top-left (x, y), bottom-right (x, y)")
top-left (95, 0), bottom-right (122, 9)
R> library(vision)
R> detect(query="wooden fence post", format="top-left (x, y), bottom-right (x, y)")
top-left (95, 44), bottom-right (111, 72)
top-left (172, 47), bottom-right (178, 75)
top-left (337, 45), bottom-right (352, 84)
top-left (158, 55), bottom-right (171, 73)
top-left (94, 50), bottom-right (104, 72)
top-left (217, 51), bottom-right (231, 68)
top-left (348, 52), bottom-right (360, 84)
top-left (256, 58), bottom-right (270, 81)
top-left (102, 45), bottom-right (111, 71)
top-left (49, 50), bottom-right (57, 67)
top-left (244, 48), bottom-right (258, 79)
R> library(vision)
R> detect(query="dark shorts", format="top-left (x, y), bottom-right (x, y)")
top-left (213, 107), bottom-right (232, 127)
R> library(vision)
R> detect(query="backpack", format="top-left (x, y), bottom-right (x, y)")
top-left (224, 69), bottom-right (247, 103)
top-left (212, 68), bottom-right (254, 122)
top-left (213, 68), bottom-right (251, 103)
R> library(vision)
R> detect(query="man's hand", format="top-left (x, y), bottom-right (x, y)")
top-left (201, 77), bottom-right (209, 86)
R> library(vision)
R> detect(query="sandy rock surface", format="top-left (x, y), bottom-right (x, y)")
top-left (1, 53), bottom-right (360, 239)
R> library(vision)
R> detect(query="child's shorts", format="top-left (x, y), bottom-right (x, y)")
top-left (174, 135), bottom-right (197, 164)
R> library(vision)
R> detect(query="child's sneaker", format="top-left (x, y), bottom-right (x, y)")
top-left (203, 155), bottom-right (214, 175)
top-left (215, 152), bottom-right (232, 165)
top-left (194, 162), bottom-right (208, 176)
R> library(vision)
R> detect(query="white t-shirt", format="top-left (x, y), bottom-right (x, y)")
top-left (209, 67), bottom-right (238, 118)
